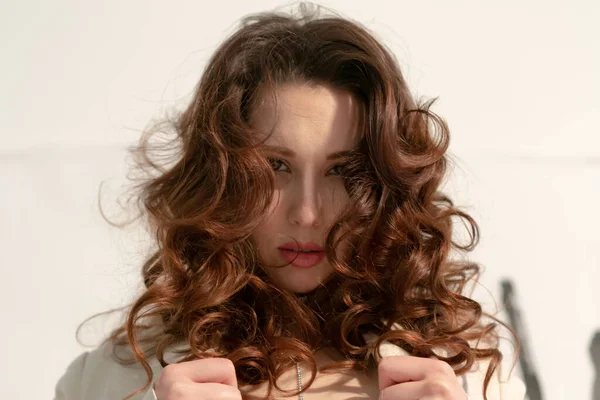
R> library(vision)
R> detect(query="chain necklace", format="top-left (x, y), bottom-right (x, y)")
top-left (295, 362), bottom-right (304, 399)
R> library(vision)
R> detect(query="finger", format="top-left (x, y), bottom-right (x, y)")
top-left (379, 380), bottom-right (424, 400)
top-left (379, 379), bottom-right (455, 400)
top-left (159, 381), bottom-right (242, 400)
top-left (164, 357), bottom-right (238, 387)
top-left (196, 383), bottom-right (243, 400)
top-left (378, 356), bottom-right (455, 390)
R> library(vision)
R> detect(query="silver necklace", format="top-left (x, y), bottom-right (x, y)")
top-left (296, 362), bottom-right (304, 399)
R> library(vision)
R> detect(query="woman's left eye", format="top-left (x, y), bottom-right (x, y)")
top-left (327, 164), bottom-right (346, 177)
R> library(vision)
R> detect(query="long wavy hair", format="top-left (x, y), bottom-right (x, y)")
top-left (81, 3), bottom-right (518, 400)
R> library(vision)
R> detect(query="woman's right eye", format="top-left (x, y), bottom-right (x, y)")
top-left (267, 157), bottom-right (289, 173)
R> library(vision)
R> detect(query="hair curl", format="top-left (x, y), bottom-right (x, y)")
top-left (80, 3), bottom-right (518, 399)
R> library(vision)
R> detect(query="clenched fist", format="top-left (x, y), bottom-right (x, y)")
top-left (378, 356), bottom-right (467, 400)
top-left (153, 357), bottom-right (242, 400)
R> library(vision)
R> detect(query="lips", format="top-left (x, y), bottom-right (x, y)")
top-left (278, 242), bottom-right (325, 268)
top-left (279, 241), bottom-right (324, 252)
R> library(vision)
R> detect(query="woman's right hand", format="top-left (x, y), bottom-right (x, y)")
top-left (153, 357), bottom-right (242, 400)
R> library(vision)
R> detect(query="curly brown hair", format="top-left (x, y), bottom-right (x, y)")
top-left (80, 3), bottom-right (518, 400)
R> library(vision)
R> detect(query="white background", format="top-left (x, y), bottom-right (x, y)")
top-left (1, 0), bottom-right (598, 399)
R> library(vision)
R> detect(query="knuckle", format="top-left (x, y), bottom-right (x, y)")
top-left (220, 387), bottom-right (242, 400)
top-left (218, 357), bottom-right (236, 375)
top-left (433, 360), bottom-right (455, 376)
top-left (425, 378), bottom-right (452, 396)
top-left (377, 356), bottom-right (394, 374)
top-left (223, 357), bottom-right (236, 368)
top-left (159, 364), bottom-right (178, 382)
top-left (168, 381), bottom-right (189, 398)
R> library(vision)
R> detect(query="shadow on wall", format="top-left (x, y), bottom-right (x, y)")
top-left (503, 280), bottom-right (600, 400)
top-left (501, 280), bottom-right (544, 400)
top-left (591, 331), bottom-right (600, 400)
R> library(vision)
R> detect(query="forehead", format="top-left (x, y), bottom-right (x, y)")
top-left (250, 83), bottom-right (363, 152)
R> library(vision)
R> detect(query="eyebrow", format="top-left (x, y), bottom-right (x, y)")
top-left (260, 145), bottom-right (353, 161)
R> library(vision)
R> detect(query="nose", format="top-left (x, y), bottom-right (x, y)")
top-left (288, 178), bottom-right (323, 227)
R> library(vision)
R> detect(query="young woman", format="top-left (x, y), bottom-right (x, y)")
top-left (55, 4), bottom-right (526, 400)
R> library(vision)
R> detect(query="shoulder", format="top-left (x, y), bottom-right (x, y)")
top-left (54, 350), bottom-right (88, 399)
top-left (54, 341), bottom-right (160, 400)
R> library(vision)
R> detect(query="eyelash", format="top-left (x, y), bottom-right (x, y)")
top-left (267, 157), bottom-right (345, 177)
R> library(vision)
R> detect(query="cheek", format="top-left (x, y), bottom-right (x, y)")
top-left (266, 189), bottom-right (282, 216)
top-left (252, 191), bottom-right (282, 245)
top-left (329, 183), bottom-right (351, 214)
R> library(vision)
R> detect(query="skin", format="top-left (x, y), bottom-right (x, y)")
top-left (249, 83), bottom-right (362, 294)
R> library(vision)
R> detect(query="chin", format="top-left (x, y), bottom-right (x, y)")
top-left (276, 279), bottom-right (323, 294)
top-left (267, 267), bottom-right (334, 295)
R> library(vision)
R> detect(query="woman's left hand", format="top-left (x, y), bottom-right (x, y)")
top-left (378, 355), bottom-right (467, 400)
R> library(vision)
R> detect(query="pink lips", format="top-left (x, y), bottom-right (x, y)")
top-left (278, 242), bottom-right (325, 268)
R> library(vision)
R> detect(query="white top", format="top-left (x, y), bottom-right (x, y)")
top-left (54, 330), bottom-right (527, 400)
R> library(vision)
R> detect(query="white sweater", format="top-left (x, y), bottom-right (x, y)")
top-left (54, 332), bottom-right (526, 400)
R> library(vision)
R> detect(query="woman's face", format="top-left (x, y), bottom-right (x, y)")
top-left (250, 83), bottom-right (362, 294)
